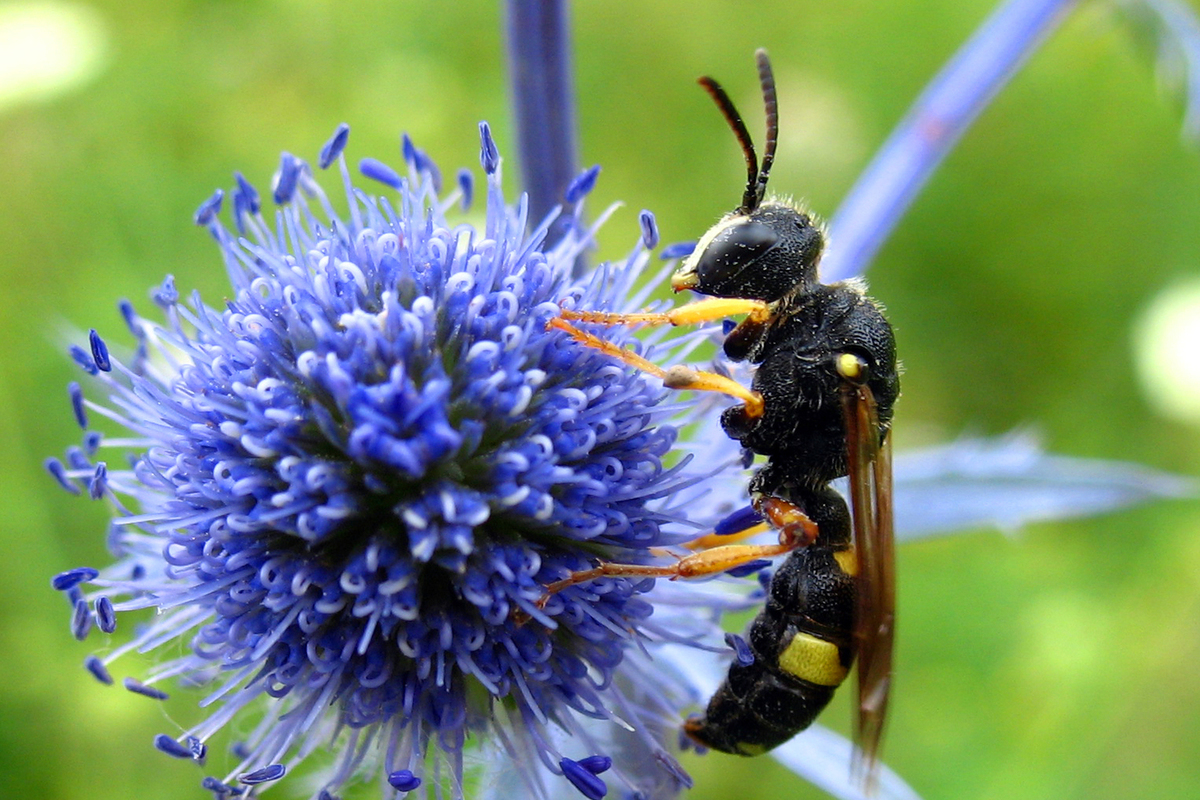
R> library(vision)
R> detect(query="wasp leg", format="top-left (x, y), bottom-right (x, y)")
top-left (541, 542), bottom-right (787, 598)
top-left (682, 495), bottom-right (821, 552)
top-left (683, 521), bottom-right (771, 551)
top-left (536, 499), bottom-right (819, 610)
top-left (560, 297), bottom-right (770, 328)
top-left (546, 318), bottom-right (765, 418)
top-left (757, 496), bottom-right (821, 549)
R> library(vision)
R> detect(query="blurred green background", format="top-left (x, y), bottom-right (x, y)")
top-left (2, 0), bottom-right (1199, 798)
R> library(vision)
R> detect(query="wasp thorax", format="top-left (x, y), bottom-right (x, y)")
top-left (672, 202), bottom-right (824, 302)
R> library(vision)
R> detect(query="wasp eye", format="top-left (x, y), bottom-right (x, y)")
top-left (694, 221), bottom-right (779, 287)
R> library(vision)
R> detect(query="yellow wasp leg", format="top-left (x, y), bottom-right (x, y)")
top-left (546, 317), bottom-right (765, 418)
top-left (560, 297), bottom-right (771, 328)
top-left (682, 521), bottom-right (771, 551)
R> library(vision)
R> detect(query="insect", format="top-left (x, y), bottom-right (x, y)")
top-left (544, 50), bottom-right (899, 782)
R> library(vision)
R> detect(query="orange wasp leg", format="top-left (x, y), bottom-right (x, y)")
top-left (681, 496), bottom-right (824, 551)
top-left (537, 300), bottom-right (817, 606)
top-left (546, 317), bottom-right (765, 418)
top-left (536, 497), bottom-right (820, 608)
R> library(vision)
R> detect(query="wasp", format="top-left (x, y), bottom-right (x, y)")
top-left (544, 50), bottom-right (899, 783)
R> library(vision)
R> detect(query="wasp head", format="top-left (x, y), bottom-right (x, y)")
top-left (671, 201), bottom-right (824, 301)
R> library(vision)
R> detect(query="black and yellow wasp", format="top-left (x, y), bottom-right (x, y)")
top-left (544, 50), bottom-right (899, 783)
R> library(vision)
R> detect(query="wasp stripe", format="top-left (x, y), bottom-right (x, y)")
top-left (777, 631), bottom-right (848, 687)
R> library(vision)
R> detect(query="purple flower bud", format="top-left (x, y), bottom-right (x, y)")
top-left (319, 123), bottom-right (350, 169)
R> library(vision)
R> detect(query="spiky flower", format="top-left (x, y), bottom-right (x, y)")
top-left (48, 122), bottom-right (748, 800)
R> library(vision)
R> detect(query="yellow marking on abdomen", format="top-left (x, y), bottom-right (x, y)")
top-left (778, 631), bottom-right (848, 687)
top-left (834, 548), bottom-right (858, 577)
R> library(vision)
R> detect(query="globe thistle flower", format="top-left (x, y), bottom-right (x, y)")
top-left (48, 121), bottom-right (755, 800)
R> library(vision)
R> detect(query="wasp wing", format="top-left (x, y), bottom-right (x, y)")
top-left (840, 379), bottom-right (896, 791)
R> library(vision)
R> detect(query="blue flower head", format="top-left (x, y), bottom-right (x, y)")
top-left (49, 121), bottom-right (746, 799)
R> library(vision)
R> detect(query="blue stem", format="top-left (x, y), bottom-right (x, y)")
top-left (504, 0), bottom-right (580, 249)
top-left (822, 0), bottom-right (1078, 282)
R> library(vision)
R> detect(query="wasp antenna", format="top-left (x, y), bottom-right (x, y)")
top-left (753, 49), bottom-right (778, 208)
top-left (697, 75), bottom-right (759, 213)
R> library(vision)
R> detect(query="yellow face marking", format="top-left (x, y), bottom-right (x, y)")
top-left (671, 212), bottom-right (747, 291)
top-left (834, 548), bottom-right (859, 577)
top-left (778, 632), bottom-right (848, 687)
top-left (735, 742), bottom-right (769, 756)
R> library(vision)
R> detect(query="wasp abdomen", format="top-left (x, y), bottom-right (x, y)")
top-left (684, 545), bottom-right (857, 755)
